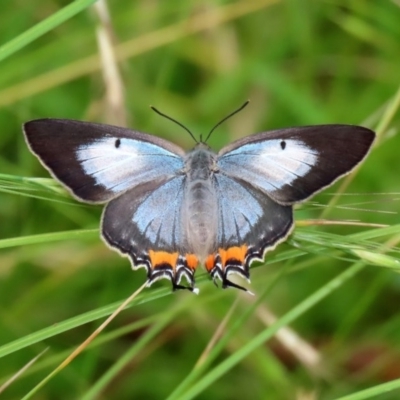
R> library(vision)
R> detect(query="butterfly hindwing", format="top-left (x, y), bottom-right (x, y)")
top-left (217, 125), bottom-right (375, 204)
top-left (214, 174), bottom-right (293, 248)
top-left (24, 119), bottom-right (185, 203)
top-left (102, 176), bottom-right (187, 253)
top-left (206, 174), bottom-right (293, 287)
top-left (101, 176), bottom-right (199, 289)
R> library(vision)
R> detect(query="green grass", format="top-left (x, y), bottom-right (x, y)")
top-left (1, 0), bottom-right (400, 399)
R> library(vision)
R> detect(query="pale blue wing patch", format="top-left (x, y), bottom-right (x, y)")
top-left (132, 176), bottom-right (186, 248)
top-left (102, 176), bottom-right (187, 253)
top-left (76, 138), bottom-right (184, 194)
top-left (213, 174), bottom-right (292, 249)
top-left (218, 139), bottom-right (318, 202)
top-left (213, 174), bottom-right (263, 245)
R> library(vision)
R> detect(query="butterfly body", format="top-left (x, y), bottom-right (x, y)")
top-left (24, 118), bottom-right (375, 293)
top-left (183, 144), bottom-right (219, 260)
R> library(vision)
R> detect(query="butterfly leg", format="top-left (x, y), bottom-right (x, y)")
top-left (212, 276), bottom-right (220, 288)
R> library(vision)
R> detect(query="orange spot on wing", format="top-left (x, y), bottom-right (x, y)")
top-left (205, 254), bottom-right (215, 271)
top-left (218, 245), bottom-right (248, 267)
top-left (148, 250), bottom-right (178, 269)
top-left (228, 245), bottom-right (248, 262)
top-left (185, 254), bottom-right (199, 270)
top-left (219, 249), bottom-right (228, 267)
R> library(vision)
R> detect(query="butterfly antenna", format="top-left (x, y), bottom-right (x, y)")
top-left (203, 100), bottom-right (250, 143)
top-left (151, 106), bottom-right (198, 144)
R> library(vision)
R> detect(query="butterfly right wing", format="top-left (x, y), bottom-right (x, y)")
top-left (24, 119), bottom-right (186, 203)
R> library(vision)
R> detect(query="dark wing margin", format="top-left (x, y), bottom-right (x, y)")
top-left (24, 119), bottom-right (185, 203)
top-left (217, 125), bottom-right (375, 205)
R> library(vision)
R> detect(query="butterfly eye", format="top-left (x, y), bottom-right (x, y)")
top-left (280, 140), bottom-right (286, 150)
top-left (115, 139), bottom-right (121, 148)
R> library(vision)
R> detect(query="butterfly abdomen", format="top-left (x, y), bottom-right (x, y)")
top-left (183, 148), bottom-right (218, 259)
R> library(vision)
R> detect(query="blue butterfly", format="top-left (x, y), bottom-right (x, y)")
top-left (24, 105), bottom-right (375, 294)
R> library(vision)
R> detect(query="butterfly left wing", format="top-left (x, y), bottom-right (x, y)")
top-left (210, 124), bottom-right (374, 291)
top-left (24, 119), bottom-right (185, 203)
top-left (217, 125), bottom-right (375, 204)
top-left (205, 174), bottom-right (293, 291)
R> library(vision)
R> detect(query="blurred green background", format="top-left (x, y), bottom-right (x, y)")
top-left (0, 0), bottom-right (400, 399)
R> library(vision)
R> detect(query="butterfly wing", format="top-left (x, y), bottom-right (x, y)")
top-left (24, 119), bottom-right (185, 203)
top-left (205, 174), bottom-right (293, 289)
top-left (101, 175), bottom-right (200, 290)
top-left (217, 125), bottom-right (375, 204)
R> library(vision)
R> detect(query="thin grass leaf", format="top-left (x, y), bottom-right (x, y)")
top-left (0, 286), bottom-right (171, 359)
top-left (0, 230), bottom-right (98, 250)
top-left (352, 249), bottom-right (400, 269)
top-left (334, 377), bottom-right (400, 400)
top-left (0, 0), bottom-right (98, 63)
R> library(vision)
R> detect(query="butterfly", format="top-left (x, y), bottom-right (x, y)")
top-left (23, 105), bottom-right (375, 294)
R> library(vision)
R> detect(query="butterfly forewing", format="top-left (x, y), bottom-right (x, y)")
top-left (217, 125), bottom-right (375, 205)
top-left (24, 119), bottom-right (185, 203)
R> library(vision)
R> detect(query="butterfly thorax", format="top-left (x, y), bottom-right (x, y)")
top-left (183, 145), bottom-right (218, 260)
